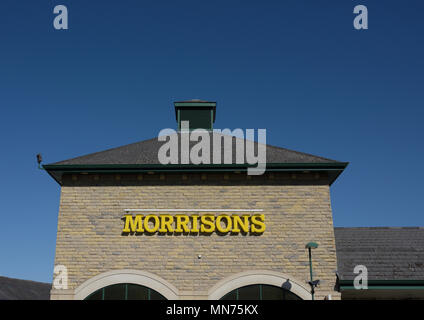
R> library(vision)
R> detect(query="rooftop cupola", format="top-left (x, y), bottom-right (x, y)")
top-left (174, 100), bottom-right (216, 131)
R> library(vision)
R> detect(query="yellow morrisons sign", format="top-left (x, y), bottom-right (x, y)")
top-left (122, 214), bottom-right (265, 234)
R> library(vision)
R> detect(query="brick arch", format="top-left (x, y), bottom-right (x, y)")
top-left (74, 269), bottom-right (179, 300)
top-left (207, 270), bottom-right (312, 300)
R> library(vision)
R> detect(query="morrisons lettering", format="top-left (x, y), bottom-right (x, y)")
top-left (122, 213), bottom-right (266, 235)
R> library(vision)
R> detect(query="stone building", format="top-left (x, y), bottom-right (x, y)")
top-left (44, 100), bottom-right (423, 300)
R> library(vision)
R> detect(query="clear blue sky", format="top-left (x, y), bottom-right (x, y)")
top-left (0, 1), bottom-right (423, 283)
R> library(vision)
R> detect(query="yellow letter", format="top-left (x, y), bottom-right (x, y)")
top-left (175, 215), bottom-right (190, 233)
top-left (232, 214), bottom-right (250, 233)
top-left (251, 214), bottom-right (265, 233)
top-left (144, 215), bottom-right (160, 233)
top-left (216, 215), bottom-right (232, 233)
top-left (159, 214), bottom-right (174, 233)
top-left (122, 214), bottom-right (144, 233)
top-left (190, 214), bottom-right (200, 233)
top-left (200, 215), bottom-right (215, 233)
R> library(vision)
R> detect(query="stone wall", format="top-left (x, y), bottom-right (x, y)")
top-left (51, 172), bottom-right (339, 300)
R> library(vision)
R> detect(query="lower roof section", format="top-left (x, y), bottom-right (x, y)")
top-left (334, 227), bottom-right (424, 282)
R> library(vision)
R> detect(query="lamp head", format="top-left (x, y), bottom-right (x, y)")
top-left (305, 242), bottom-right (319, 249)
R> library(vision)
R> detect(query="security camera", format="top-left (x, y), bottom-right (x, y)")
top-left (308, 279), bottom-right (320, 288)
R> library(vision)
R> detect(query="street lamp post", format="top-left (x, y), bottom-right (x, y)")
top-left (305, 241), bottom-right (319, 300)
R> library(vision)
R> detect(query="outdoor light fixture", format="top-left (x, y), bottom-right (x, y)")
top-left (36, 153), bottom-right (43, 169)
top-left (305, 241), bottom-right (319, 300)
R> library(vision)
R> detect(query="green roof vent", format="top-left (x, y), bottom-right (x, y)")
top-left (174, 100), bottom-right (216, 131)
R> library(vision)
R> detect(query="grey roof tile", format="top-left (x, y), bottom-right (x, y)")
top-left (334, 227), bottom-right (424, 280)
top-left (0, 276), bottom-right (51, 300)
top-left (49, 133), bottom-right (340, 165)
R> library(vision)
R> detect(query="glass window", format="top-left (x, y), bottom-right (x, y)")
top-left (103, 283), bottom-right (126, 300)
top-left (221, 289), bottom-right (237, 300)
top-left (262, 284), bottom-right (284, 300)
top-left (85, 283), bottom-right (166, 300)
top-left (127, 283), bottom-right (149, 300)
top-left (85, 289), bottom-right (102, 300)
top-left (238, 285), bottom-right (261, 300)
top-left (221, 284), bottom-right (301, 300)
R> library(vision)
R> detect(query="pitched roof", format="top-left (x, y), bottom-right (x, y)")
top-left (43, 133), bottom-right (347, 185)
top-left (0, 276), bottom-right (51, 300)
top-left (50, 133), bottom-right (340, 166)
top-left (334, 227), bottom-right (424, 281)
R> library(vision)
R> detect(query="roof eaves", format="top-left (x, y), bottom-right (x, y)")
top-left (43, 162), bottom-right (348, 170)
top-left (43, 162), bottom-right (348, 185)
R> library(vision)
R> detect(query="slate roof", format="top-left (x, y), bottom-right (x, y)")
top-left (49, 133), bottom-right (341, 166)
top-left (0, 276), bottom-right (51, 300)
top-left (334, 227), bottom-right (424, 281)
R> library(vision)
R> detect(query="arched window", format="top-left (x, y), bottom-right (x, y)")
top-left (220, 284), bottom-right (301, 300)
top-left (85, 283), bottom-right (167, 300)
